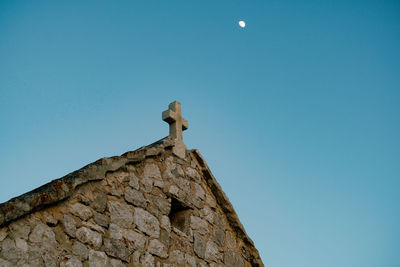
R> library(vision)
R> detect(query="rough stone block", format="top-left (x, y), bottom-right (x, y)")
top-left (140, 252), bottom-right (154, 267)
top-left (104, 238), bottom-right (130, 262)
top-left (93, 213), bottom-right (109, 228)
top-left (76, 227), bottom-right (102, 250)
top-left (72, 240), bottom-right (88, 260)
top-left (144, 164), bottom-right (161, 180)
top-left (124, 187), bottom-right (148, 208)
top-left (107, 200), bottom-right (134, 228)
top-left (134, 208), bottom-right (160, 238)
top-left (123, 229), bottom-right (147, 251)
top-left (88, 250), bottom-right (108, 267)
top-left (29, 222), bottom-right (57, 249)
top-left (205, 241), bottom-right (222, 262)
top-left (148, 239), bottom-right (168, 258)
top-left (224, 250), bottom-right (245, 267)
top-left (194, 233), bottom-right (206, 259)
top-left (60, 256), bottom-right (82, 267)
top-left (69, 203), bottom-right (93, 221)
top-left (190, 216), bottom-right (209, 235)
top-left (63, 214), bottom-right (77, 238)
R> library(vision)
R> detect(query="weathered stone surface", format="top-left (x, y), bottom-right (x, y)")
top-left (159, 229), bottom-right (171, 249)
top-left (107, 200), bottom-right (134, 228)
top-left (141, 177), bottom-right (153, 193)
top-left (205, 241), bottom-right (222, 262)
top-left (29, 222), bottom-right (57, 249)
top-left (110, 258), bottom-right (125, 267)
top-left (169, 250), bottom-right (184, 265)
top-left (161, 215), bottom-right (171, 231)
top-left (93, 213), bottom-right (109, 228)
top-left (173, 164), bottom-right (185, 178)
top-left (168, 185), bottom-right (180, 197)
top-left (164, 156), bottom-right (176, 173)
top-left (44, 213), bottom-right (58, 226)
top-left (125, 187), bottom-right (148, 208)
top-left (88, 250), bottom-right (108, 267)
top-left (205, 193), bottom-right (217, 209)
top-left (186, 167), bottom-right (201, 182)
top-left (134, 208), bottom-right (160, 238)
top-left (132, 251), bottom-right (141, 265)
top-left (123, 229), bottom-right (147, 251)
top-left (0, 258), bottom-right (13, 267)
top-left (194, 233), bottom-right (206, 259)
top-left (148, 239), bottom-right (168, 258)
top-left (213, 212), bottom-right (225, 229)
top-left (193, 183), bottom-right (205, 199)
top-left (190, 216), bottom-right (209, 235)
top-left (15, 237), bottom-right (28, 252)
top-left (70, 203), bottom-right (93, 221)
top-left (225, 251), bottom-right (245, 267)
top-left (109, 223), bottom-right (123, 240)
top-left (1, 238), bottom-right (21, 263)
top-left (9, 221), bottom-right (30, 239)
top-left (144, 164), bottom-right (161, 179)
top-left (23, 245), bottom-right (44, 266)
top-left (60, 256), bottom-right (82, 267)
top-left (174, 177), bottom-right (190, 192)
top-left (43, 250), bottom-right (60, 267)
top-left (0, 227), bottom-right (7, 241)
top-left (200, 206), bottom-right (214, 224)
top-left (104, 238), bottom-right (130, 262)
top-left (198, 260), bottom-right (208, 267)
top-left (140, 252), bottom-right (154, 267)
top-left (213, 228), bottom-right (225, 247)
top-left (151, 195), bottom-right (171, 215)
top-left (106, 171), bottom-right (128, 197)
top-left (191, 182), bottom-right (205, 208)
top-left (129, 173), bottom-right (140, 190)
top-left (76, 227), bottom-right (102, 249)
top-left (145, 147), bottom-right (161, 157)
top-left (185, 253), bottom-right (196, 267)
top-left (92, 190), bottom-right (107, 213)
top-left (63, 214), bottom-right (77, 237)
top-left (72, 240), bottom-right (89, 260)
top-left (226, 231), bottom-right (236, 250)
top-left (82, 221), bottom-right (105, 234)
top-left (153, 179), bottom-right (164, 188)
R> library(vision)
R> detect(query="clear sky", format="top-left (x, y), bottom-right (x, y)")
top-left (0, 1), bottom-right (399, 266)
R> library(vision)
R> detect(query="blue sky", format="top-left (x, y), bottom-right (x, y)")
top-left (0, 1), bottom-right (399, 266)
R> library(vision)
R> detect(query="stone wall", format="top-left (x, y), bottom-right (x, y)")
top-left (0, 142), bottom-right (263, 266)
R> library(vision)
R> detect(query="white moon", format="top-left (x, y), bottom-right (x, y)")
top-left (238, 21), bottom-right (246, 28)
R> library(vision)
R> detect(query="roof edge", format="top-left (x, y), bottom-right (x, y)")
top-left (0, 137), bottom-right (175, 227)
top-left (190, 149), bottom-right (264, 267)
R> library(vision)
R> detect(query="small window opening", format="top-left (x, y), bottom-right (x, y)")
top-left (169, 197), bottom-right (191, 235)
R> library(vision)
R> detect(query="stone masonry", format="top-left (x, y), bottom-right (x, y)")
top-left (0, 102), bottom-right (263, 266)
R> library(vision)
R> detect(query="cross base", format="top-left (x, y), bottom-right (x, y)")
top-left (172, 139), bottom-right (187, 159)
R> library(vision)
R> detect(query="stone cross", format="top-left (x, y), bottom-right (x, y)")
top-left (162, 101), bottom-right (188, 158)
top-left (162, 101), bottom-right (188, 141)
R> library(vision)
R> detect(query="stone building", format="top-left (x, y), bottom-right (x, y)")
top-left (0, 102), bottom-right (264, 266)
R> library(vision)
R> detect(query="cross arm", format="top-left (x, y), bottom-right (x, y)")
top-left (182, 118), bottom-right (188, 130)
top-left (162, 109), bottom-right (177, 123)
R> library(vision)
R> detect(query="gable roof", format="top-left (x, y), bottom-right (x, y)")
top-left (0, 137), bottom-right (263, 266)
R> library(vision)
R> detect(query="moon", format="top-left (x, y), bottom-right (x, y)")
top-left (238, 21), bottom-right (246, 28)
